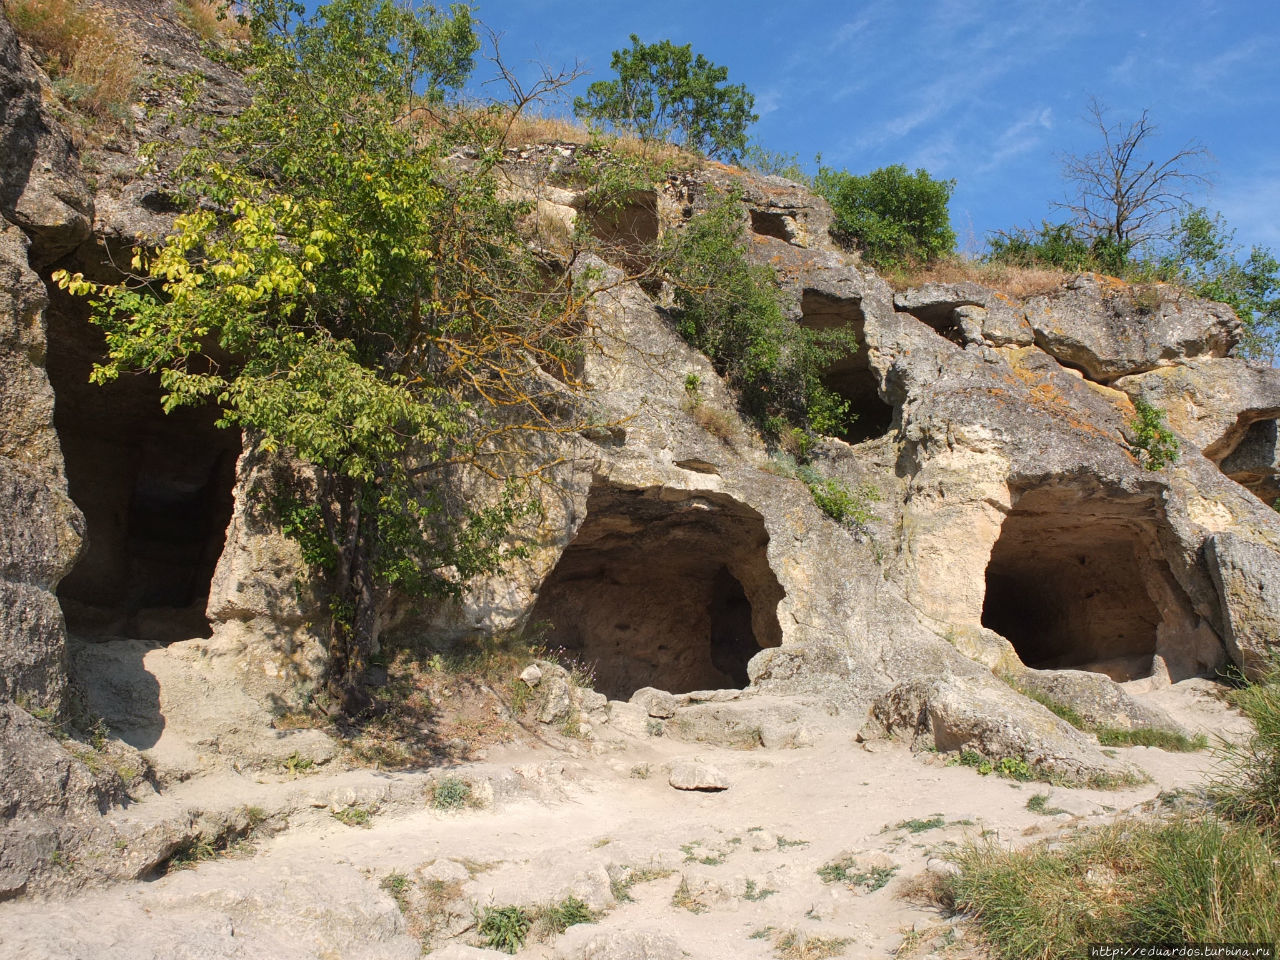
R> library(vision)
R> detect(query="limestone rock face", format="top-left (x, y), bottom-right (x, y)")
top-left (1206, 531), bottom-right (1280, 679)
top-left (0, 15), bottom-right (92, 264)
top-left (1025, 274), bottom-right (1239, 382)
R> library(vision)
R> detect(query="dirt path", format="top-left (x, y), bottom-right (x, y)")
top-left (0, 680), bottom-right (1240, 960)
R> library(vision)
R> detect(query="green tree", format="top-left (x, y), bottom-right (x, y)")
top-left (55, 0), bottom-right (596, 713)
top-left (573, 35), bottom-right (757, 162)
top-left (1159, 208), bottom-right (1280, 363)
top-left (813, 163), bottom-right (956, 269)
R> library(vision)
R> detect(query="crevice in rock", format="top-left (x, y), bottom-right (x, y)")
top-left (585, 188), bottom-right (659, 276)
top-left (749, 209), bottom-right (792, 242)
top-left (981, 483), bottom-right (1220, 682)
top-left (895, 301), bottom-right (976, 347)
top-left (528, 479), bottom-right (785, 700)
top-left (44, 291), bottom-right (239, 644)
top-left (799, 289), bottom-right (894, 443)
top-left (1217, 417), bottom-right (1280, 505)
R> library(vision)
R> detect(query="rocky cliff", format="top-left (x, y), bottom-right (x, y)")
top-left (2, 0), bottom-right (1279, 902)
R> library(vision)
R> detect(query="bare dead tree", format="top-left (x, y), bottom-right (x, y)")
top-left (1054, 97), bottom-right (1213, 249)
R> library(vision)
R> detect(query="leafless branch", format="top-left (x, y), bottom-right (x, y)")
top-left (1052, 96), bottom-right (1213, 248)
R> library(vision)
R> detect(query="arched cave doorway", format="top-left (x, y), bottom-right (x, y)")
top-left (980, 484), bottom-right (1219, 682)
top-left (528, 480), bottom-right (785, 700)
top-left (798, 290), bottom-right (894, 444)
top-left (45, 295), bottom-right (239, 644)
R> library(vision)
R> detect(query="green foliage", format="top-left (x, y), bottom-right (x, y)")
top-left (573, 35), bottom-right (757, 161)
top-left (741, 143), bottom-right (810, 183)
top-left (54, 0), bottom-right (595, 712)
top-left (537, 896), bottom-right (594, 934)
top-left (1129, 398), bottom-right (1180, 470)
top-left (794, 464), bottom-right (879, 527)
top-left (1159, 208), bottom-right (1280, 363)
top-left (946, 818), bottom-right (1280, 957)
top-left (895, 815), bottom-right (945, 834)
top-left (987, 221), bottom-right (1130, 276)
top-left (477, 905), bottom-right (532, 954)
top-left (331, 803), bottom-right (375, 827)
top-left (814, 163), bottom-right (956, 268)
top-left (816, 856), bottom-right (896, 892)
top-left (662, 191), bottom-right (857, 442)
top-left (1095, 727), bottom-right (1208, 752)
top-left (431, 776), bottom-right (472, 810)
top-left (1210, 666), bottom-right (1280, 829)
top-left (1025, 793), bottom-right (1067, 816)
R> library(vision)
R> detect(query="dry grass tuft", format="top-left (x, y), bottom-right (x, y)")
top-left (4, 0), bottom-right (137, 120)
top-left (885, 256), bottom-right (1073, 301)
top-left (176, 0), bottom-right (249, 44)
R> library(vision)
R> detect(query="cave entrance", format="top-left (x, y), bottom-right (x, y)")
top-left (45, 298), bottom-right (239, 644)
top-left (585, 189), bottom-right (659, 277)
top-left (528, 481), bottom-right (785, 700)
top-left (980, 484), bottom-right (1215, 682)
top-left (799, 290), bottom-right (894, 444)
top-left (1218, 417), bottom-right (1280, 505)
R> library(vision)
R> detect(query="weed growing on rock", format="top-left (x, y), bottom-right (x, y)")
top-left (670, 876), bottom-right (708, 913)
top-left (610, 864), bottom-right (673, 902)
top-left (1025, 793), bottom-right (1068, 816)
top-left (1128, 398), bottom-right (1180, 470)
top-left (816, 856), bottom-right (897, 892)
top-left (331, 803), bottom-right (376, 828)
top-left (742, 879), bottom-right (777, 901)
top-left (771, 929), bottom-right (852, 960)
top-left (430, 776), bottom-right (473, 810)
top-left (477, 905), bottom-right (532, 954)
top-left (895, 815), bottom-right (945, 834)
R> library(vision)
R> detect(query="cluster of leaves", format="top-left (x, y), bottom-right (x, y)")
top-left (573, 35), bottom-right (757, 162)
top-left (987, 221), bottom-right (1131, 277)
top-left (54, 0), bottom-right (597, 712)
top-left (1128, 398), bottom-right (1181, 470)
top-left (661, 191), bottom-right (856, 443)
top-left (476, 897), bottom-right (594, 954)
top-left (1157, 208), bottom-right (1280, 364)
top-left (813, 163), bottom-right (956, 269)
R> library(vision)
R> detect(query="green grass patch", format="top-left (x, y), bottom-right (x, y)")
top-left (895, 815), bottom-right (946, 834)
top-left (944, 818), bottom-right (1280, 958)
top-left (816, 856), bottom-right (897, 892)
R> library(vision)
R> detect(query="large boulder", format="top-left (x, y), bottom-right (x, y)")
top-left (1205, 531), bottom-right (1280, 679)
top-left (1025, 274), bottom-right (1239, 382)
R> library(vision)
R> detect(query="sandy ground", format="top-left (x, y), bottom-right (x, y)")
top-left (0, 677), bottom-right (1247, 960)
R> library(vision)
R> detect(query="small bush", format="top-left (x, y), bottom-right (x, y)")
top-left (534, 896), bottom-right (594, 935)
top-left (1128, 398), bottom-right (1180, 470)
top-left (331, 803), bottom-right (376, 828)
top-left (816, 856), bottom-right (896, 892)
top-left (794, 463), bottom-right (879, 527)
top-left (477, 905), bottom-right (532, 954)
top-left (431, 776), bottom-right (473, 810)
top-left (814, 163), bottom-right (956, 269)
top-left (4, 0), bottom-right (137, 120)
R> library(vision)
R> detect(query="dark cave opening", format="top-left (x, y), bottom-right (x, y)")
top-left (980, 485), bottom-right (1207, 682)
top-left (586, 189), bottom-right (659, 276)
top-left (799, 289), bottom-right (894, 444)
top-left (528, 481), bottom-right (785, 700)
top-left (45, 297), bottom-right (240, 643)
top-left (749, 209), bottom-right (792, 242)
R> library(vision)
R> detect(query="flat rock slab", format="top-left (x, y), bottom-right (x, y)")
top-left (667, 760), bottom-right (729, 791)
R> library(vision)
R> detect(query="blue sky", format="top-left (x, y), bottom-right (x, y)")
top-left (463, 0), bottom-right (1280, 257)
